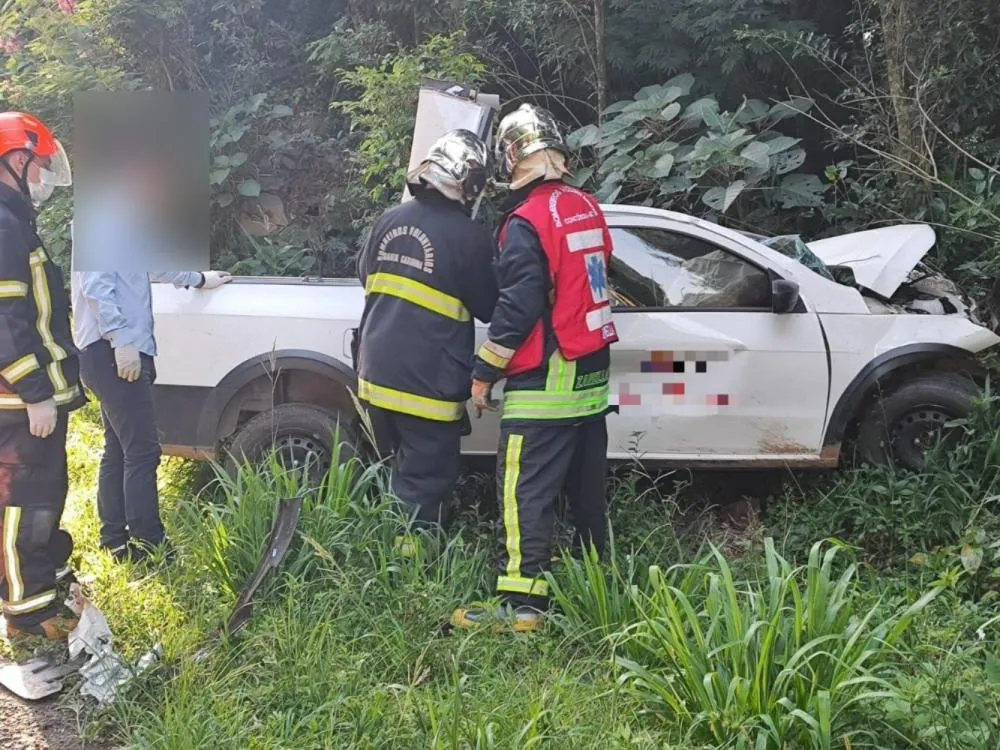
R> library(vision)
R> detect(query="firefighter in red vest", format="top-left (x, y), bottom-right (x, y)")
top-left (451, 104), bottom-right (619, 632)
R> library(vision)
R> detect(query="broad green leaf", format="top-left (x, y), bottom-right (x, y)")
top-left (567, 124), bottom-right (602, 150)
top-left (773, 148), bottom-right (807, 175)
top-left (769, 96), bottom-right (814, 121)
top-left (623, 97), bottom-right (666, 116)
top-left (229, 152), bottom-right (249, 168)
top-left (645, 141), bottom-right (679, 158)
top-left (602, 100), bottom-right (631, 116)
top-left (602, 154), bottom-right (637, 173)
top-left (635, 83), bottom-right (664, 100)
top-left (777, 173), bottom-right (828, 208)
top-left (702, 180), bottom-right (746, 212)
top-left (763, 135), bottom-right (801, 155)
top-left (213, 155), bottom-right (230, 167)
top-left (238, 178), bottom-right (262, 197)
top-left (210, 168), bottom-right (230, 185)
top-left (682, 97), bottom-right (720, 126)
top-left (270, 104), bottom-right (293, 117)
top-left (740, 141), bottom-right (771, 170)
top-left (596, 181), bottom-right (622, 203)
top-left (969, 167), bottom-right (986, 181)
top-left (743, 166), bottom-right (771, 187)
top-left (663, 72), bottom-right (695, 95)
top-left (564, 165), bottom-right (595, 188)
top-left (645, 153), bottom-right (675, 179)
top-left (743, 99), bottom-right (771, 121)
top-left (660, 102), bottom-right (682, 122)
top-left (658, 176), bottom-right (693, 195)
top-left (216, 192), bottom-right (234, 207)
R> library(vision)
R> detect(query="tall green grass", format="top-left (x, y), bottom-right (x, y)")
top-left (44, 401), bottom-right (1000, 749)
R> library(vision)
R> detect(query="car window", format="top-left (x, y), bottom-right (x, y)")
top-left (608, 227), bottom-right (772, 310)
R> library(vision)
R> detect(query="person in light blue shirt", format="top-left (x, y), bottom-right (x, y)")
top-left (71, 270), bottom-right (231, 563)
top-left (70, 140), bottom-right (232, 564)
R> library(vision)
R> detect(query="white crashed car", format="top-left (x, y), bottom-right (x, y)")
top-left (149, 206), bottom-right (999, 476)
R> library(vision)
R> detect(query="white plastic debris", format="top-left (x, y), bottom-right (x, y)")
top-left (64, 584), bottom-right (162, 705)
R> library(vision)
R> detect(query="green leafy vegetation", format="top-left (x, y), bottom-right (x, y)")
top-left (5, 394), bottom-right (986, 748)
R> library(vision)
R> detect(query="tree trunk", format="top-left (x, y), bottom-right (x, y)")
top-left (875, 0), bottom-right (929, 170)
top-left (594, 0), bottom-right (607, 123)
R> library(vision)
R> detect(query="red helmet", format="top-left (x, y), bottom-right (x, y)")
top-left (0, 111), bottom-right (72, 201)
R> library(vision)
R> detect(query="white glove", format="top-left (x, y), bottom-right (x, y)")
top-left (26, 398), bottom-right (58, 438)
top-left (114, 344), bottom-right (142, 382)
top-left (199, 271), bottom-right (232, 290)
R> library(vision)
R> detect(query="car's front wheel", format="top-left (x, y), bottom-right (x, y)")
top-left (224, 403), bottom-right (358, 485)
top-left (855, 372), bottom-right (980, 471)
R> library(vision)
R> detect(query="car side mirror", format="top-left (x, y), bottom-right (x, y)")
top-left (772, 279), bottom-right (801, 314)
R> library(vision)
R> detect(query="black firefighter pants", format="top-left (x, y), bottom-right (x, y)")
top-left (0, 414), bottom-right (74, 628)
top-left (495, 418), bottom-right (608, 609)
top-left (79, 340), bottom-right (165, 549)
top-left (366, 404), bottom-right (464, 528)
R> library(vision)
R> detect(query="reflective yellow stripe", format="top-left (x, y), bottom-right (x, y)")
top-left (477, 343), bottom-right (509, 369)
top-left (0, 280), bottom-right (28, 298)
top-left (28, 249), bottom-right (68, 375)
top-left (3, 589), bottom-right (56, 615)
top-left (545, 350), bottom-right (576, 392)
top-left (0, 384), bottom-right (81, 409)
top-left (502, 385), bottom-right (610, 421)
top-left (1, 354), bottom-right (39, 384)
top-left (366, 272), bottom-right (470, 322)
top-left (502, 434), bottom-right (524, 583)
top-left (357, 378), bottom-right (463, 422)
top-left (497, 574), bottom-right (549, 598)
top-left (3, 506), bottom-right (24, 602)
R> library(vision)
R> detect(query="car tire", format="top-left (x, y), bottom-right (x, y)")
top-left (224, 403), bottom-right (357, 483)
top-left (855, 372), bottom-right (979, 471)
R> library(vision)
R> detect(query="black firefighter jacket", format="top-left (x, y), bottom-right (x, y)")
top-left (355, 189), bottom-right (498, 423)
top-left (0, 183), bottom-right (85, 427)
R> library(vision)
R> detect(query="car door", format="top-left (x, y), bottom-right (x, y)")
top-left (605, 219), bottom-right (830, 464)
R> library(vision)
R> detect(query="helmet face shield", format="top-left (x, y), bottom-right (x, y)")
top-left (39, 140), bottom-right (73, 187)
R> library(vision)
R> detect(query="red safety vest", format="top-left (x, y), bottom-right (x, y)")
top-left (500, 181), bottom-right (619, 377)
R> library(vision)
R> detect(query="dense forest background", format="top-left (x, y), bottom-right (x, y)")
top-left (2, 0), bottom-right (999, 292)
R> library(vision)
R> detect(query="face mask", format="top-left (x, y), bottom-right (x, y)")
top-left (28, 171), bottom-right (56, 206)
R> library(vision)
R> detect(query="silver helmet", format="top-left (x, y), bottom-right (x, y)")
top-left (494, 103), bottom-right (568, 182)
top-left (406, 129), bottom-right (489, 207)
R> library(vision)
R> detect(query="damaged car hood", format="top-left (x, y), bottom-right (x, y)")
top-left (806, 224), bottom-right (935, 299)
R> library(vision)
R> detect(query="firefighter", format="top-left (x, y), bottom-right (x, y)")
top-left (354, 129), bottom-right (498, 550)
top-left (0, 112), bottom-right (86, 640)
top-left (451, 104), bottom-right (619, 632)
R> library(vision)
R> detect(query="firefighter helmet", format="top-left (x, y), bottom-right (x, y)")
top-left (494, 104), bottom-right (568, 182)
top-left (406, 129), bottom-right (489, 207)
top-left (0, 111), bottom-right (72, 204)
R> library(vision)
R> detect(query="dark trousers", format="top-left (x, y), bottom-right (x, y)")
top-left (0, 414), bottom-right (74, 627)
top-left (495, 418), bottom-right (608, 609)
top-left (79, 340), bottom-right (164, 549)
top-left (365, 404), bottom-right (463, 528)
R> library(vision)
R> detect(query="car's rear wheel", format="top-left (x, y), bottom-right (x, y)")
top-left (224, 403), bottom-right (358, 485)
top-left (855, 372), bottom-right (979, 471)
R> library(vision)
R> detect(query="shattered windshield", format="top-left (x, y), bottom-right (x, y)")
top-left (738, 231), bottom-right (839, 283)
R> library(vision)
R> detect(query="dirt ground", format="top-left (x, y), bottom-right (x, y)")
top-left (0, 689), bottom-right (110, 750)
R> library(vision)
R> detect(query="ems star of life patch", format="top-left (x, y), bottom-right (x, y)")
top-left (584, 251), bottom-right (608, 304)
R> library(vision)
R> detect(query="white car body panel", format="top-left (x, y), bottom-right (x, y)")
top-left (806, 224), bottom-right (935, 298)
top-left (150, 204), bottom-right (1000, 467)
